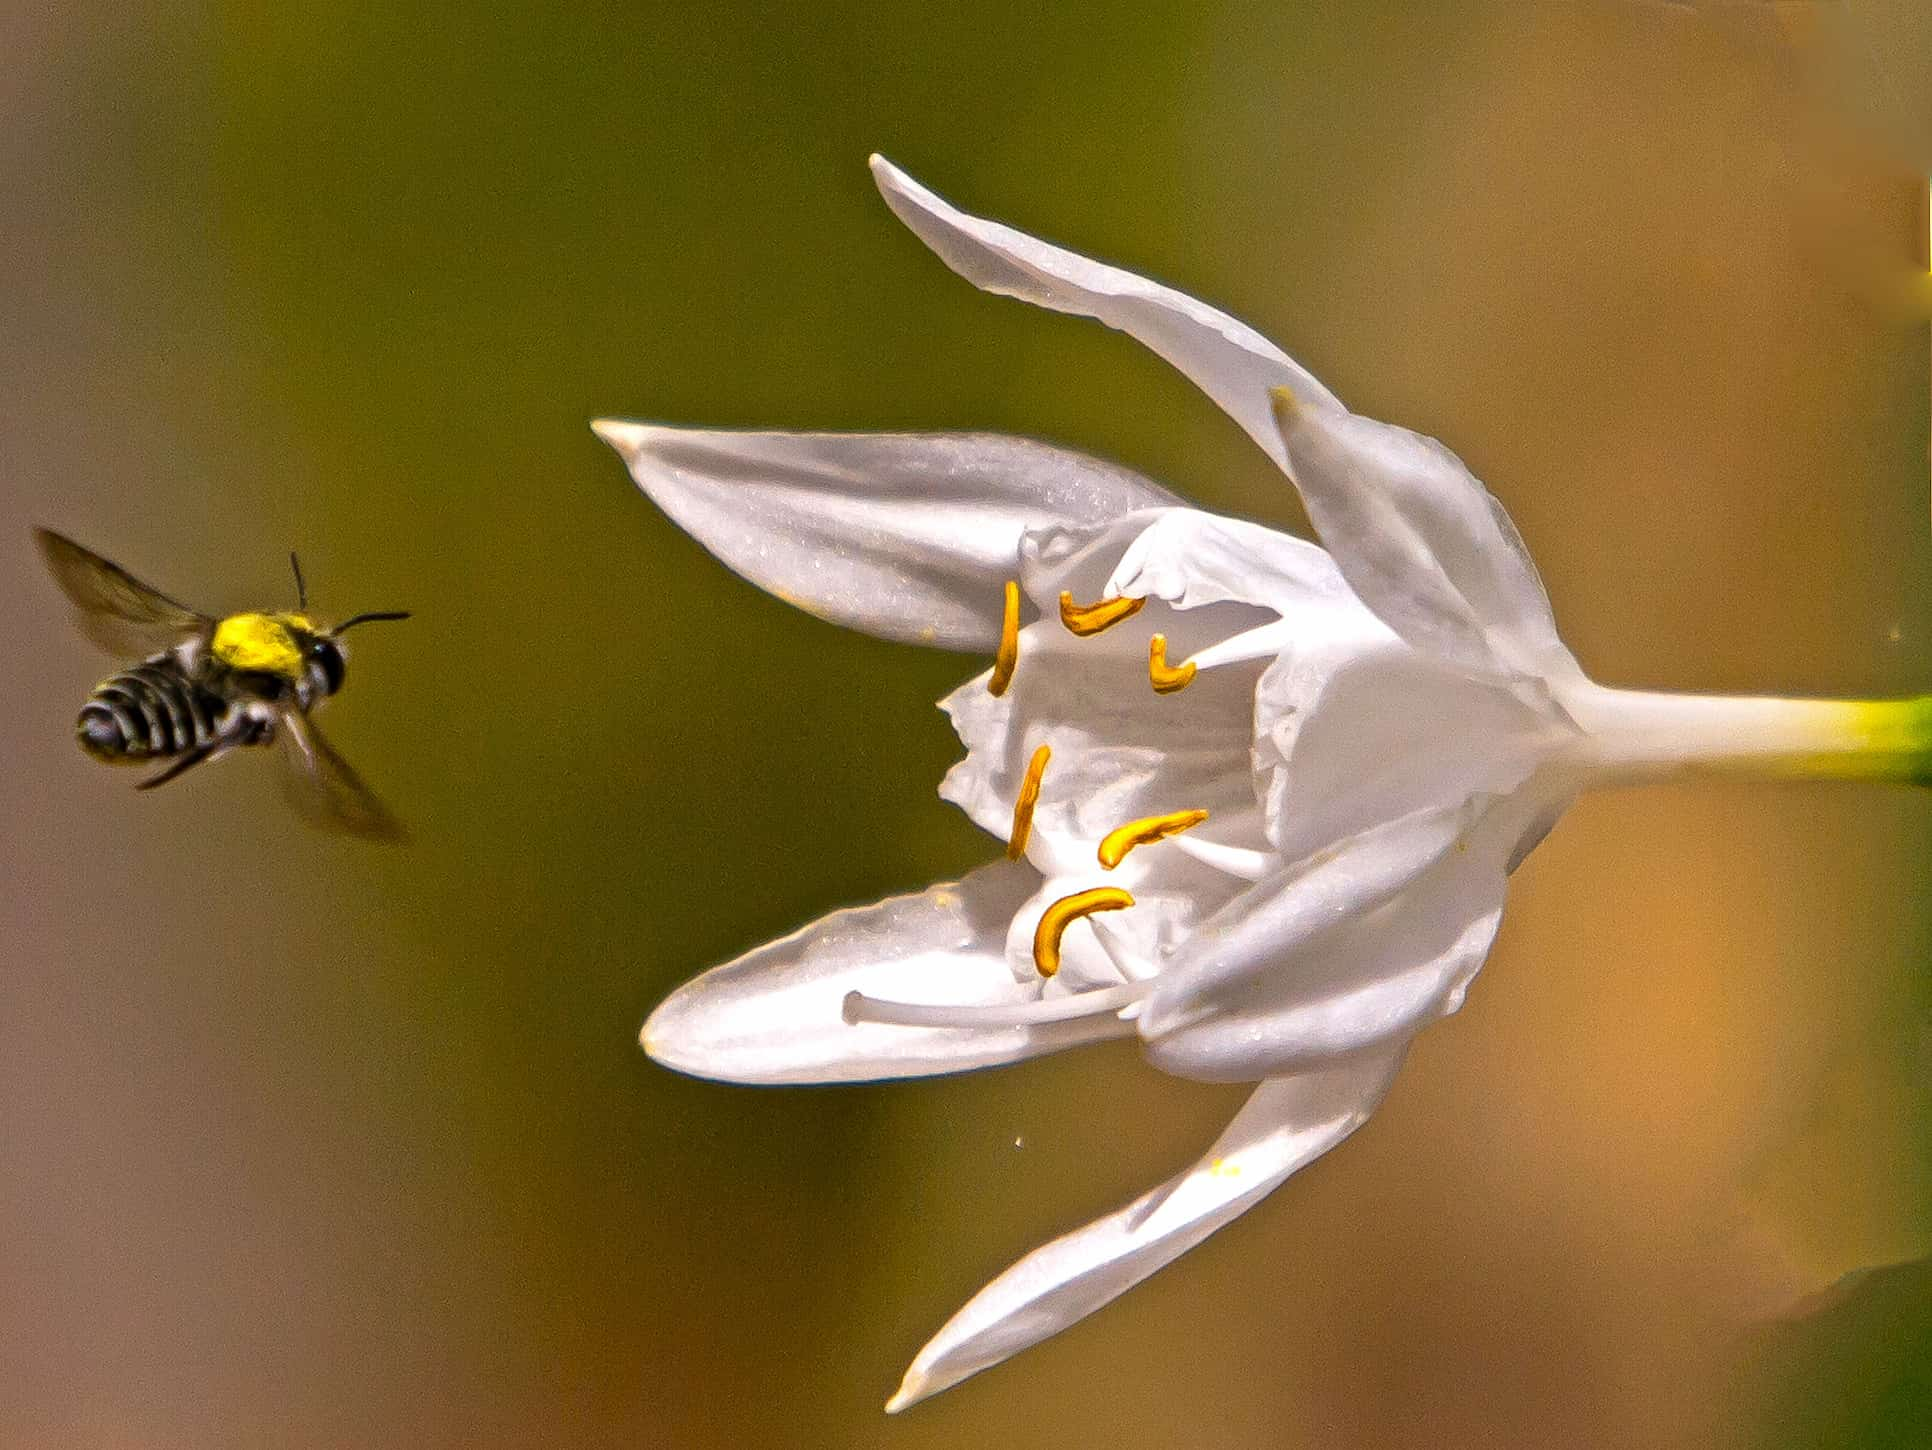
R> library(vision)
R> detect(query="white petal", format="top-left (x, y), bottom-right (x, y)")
top-left (870, 154), bottom-right (1343, 465)
top-left (1270, 393), bottom-right (1580, 681)
top-left (1136, 804), bottom-right (1481, 1051)
top-left (1100, 508), bottom-right (1352, 614)
top-left (1144, 896), bottom-right (1501, 1082)
top-left (641, 859), bottom-right (1130, 1085)
top-left (592, 422), bottom-right (1178, 651)
top-left (885, 1047), bottom-right (1406, 1412)
top-left (867, 156), bottom-right (1577, 682)
top-left (1011, 506), bottom-right (1312, 626)
top-left (1253, 624), bottom-right (1569, 864)
top-left (1140, 797), bottom-right (1549, 1082)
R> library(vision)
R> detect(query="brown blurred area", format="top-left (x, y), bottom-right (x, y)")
top-left (1, 2), bottom-right (1928, 1447)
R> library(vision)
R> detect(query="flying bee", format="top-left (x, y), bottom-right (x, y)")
top-left (35, 527), bottom-right (410, 840)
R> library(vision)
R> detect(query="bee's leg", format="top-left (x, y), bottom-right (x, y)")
top-left (136, 742), bottom-right (221, 791)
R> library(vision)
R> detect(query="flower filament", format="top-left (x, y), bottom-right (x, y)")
top-left (1032, 886), bottom-right (1135, 977)
top-left (1147, 634), bottom-right (1196, 694)
top-left (842, 979), bottom-right (1147, 1029)
top-left (1008, 744), bottom-right (1051, 860)
top-left (1059, 590), bottom-right (1145, 636)
top-left (1097, 809), bottom-right (1209, 869)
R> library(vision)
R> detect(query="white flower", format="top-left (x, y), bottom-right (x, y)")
top-left (594, 156), bottom-right (1932, 1411)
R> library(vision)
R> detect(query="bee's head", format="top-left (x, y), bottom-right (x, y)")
top-left (277, 552), bottom-right (408, 698)
top-left (313, 610), bottom-right (411, 696)
top-left (305, 633), bottom-right (347, 695)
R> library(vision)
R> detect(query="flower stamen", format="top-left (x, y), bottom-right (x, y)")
top-left (1185, 619), bottom-right (1295, 672)
top-left (1170, 834), bottom-right (1273, 881)
top-left (1148, 634), bottom-right (1197, 694)
top-left (989, 580), bottom-right (1021, 696)
top-left (841, 980), bottom-right (1146, 1029)
top-left (1058, 590), bottom-right (1145, 636)
top-left (1007, 744), bottom-right (1051, 860)
top-left (1032, 886), bottom-right (1135, 977)
top-left (1097, 809), bottom-right (1209, 869)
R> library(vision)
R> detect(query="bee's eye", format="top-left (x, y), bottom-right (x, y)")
top-left (311, 638), bottom-right (346, 694)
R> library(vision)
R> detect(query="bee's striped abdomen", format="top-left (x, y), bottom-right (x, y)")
top-left (78, 656), bottom-right (222, 762)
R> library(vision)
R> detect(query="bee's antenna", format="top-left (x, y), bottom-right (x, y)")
top-left (332, 611), bottom-right (411, 634)
top-left (290, 550), bottom-right (308, 610)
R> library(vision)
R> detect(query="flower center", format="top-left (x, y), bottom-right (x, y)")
top-left (846, 579), bottom-right (1259, 1036)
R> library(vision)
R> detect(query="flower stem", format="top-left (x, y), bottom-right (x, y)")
top-left (1564, 686), bottom-right (1932, 787)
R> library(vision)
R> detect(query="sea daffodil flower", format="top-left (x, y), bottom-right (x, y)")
top-left (595, 156), bottom-right (1932, 1411)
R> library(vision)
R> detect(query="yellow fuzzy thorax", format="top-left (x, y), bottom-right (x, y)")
top-left (210, 612), bottom-right (314, 677)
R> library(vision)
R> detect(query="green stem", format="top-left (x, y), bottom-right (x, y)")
top-left (1560, 686), bottom-right (1932, 788)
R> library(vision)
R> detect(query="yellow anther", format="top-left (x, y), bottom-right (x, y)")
top-left (1269, 383), bottom-right (1299, 425)
top-left (1032, 886), bottom-right (1135, 978)
top-left (1148, 634), bottom-right (1197, 694)
top-left (1058, 590), bottom-right (1145, 637)
top-left (989, 580), bottom-right (1021, 696)
top-left (1097, 809), bottom-right (1210, 869)
top-left (1007, 744), bottom-right (1051, 860)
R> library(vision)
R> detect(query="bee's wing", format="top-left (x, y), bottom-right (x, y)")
top-left (276, 708), bottom-right (405, 842)
top-left (35, 528), bottom-right (211, 656)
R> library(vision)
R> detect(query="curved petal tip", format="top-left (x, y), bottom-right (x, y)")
top-left (637, 987), bottom-right (714, 1080)
top-left (590, 417), bottom-right (652, 456)
top-left (883, 1371), bottom-right (928, 1415)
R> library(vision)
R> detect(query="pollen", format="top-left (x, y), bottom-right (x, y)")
top-left (1007, 743), bottom-right (1051, 860)
top-left (1148, 634), bottom-right (1196, 694)
top-left (1097, 809), bottom-right (1209, 869)
top-left (1032, 887), bottom-right (1135, 978)
top-left (989, 580), bottom-right (1021, 696)
top-left (1058, 590), bottom-right (1145, 637)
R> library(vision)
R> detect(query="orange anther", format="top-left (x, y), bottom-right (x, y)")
top-left (1058, 590), bottom-right (1145, 637)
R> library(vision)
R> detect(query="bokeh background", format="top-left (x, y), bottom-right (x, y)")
top-left (3, 1), bottom-right (1930, 1446)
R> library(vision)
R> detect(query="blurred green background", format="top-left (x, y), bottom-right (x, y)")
top-left (3, 1), bottom-right (1931, 1446)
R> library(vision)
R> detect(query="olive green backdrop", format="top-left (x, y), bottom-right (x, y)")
top-left (3, 2), bottom-right (1930, 1447)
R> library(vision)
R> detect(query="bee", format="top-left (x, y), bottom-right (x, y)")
top-left (35, 527), bottom-right (410, 839)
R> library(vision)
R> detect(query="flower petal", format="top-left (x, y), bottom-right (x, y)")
top-left (1140, 796), bottom-right (1549, 1082)
top-left (1143, 894), bottom-right (1501, 1083)
top-left (1254, 623), bottom-right (1570, 865)
top-left (869, 154), bottom-right (1343, 461)
top-left (885, 1047), bottom-right (1406, 1412)
top-left (592, 422), bottom-right (1179, 651)
top-left (868, 157), bottom-right (1578, 682)
top-left (641, 859), bottom-right (1132, 1085)
top-left (1270, 392), bottom-right (1580, 681)
top-left (1136, 803), bottom-right (1481, 1053)
top-left (1099, 507), bottom-right (1353, 615)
